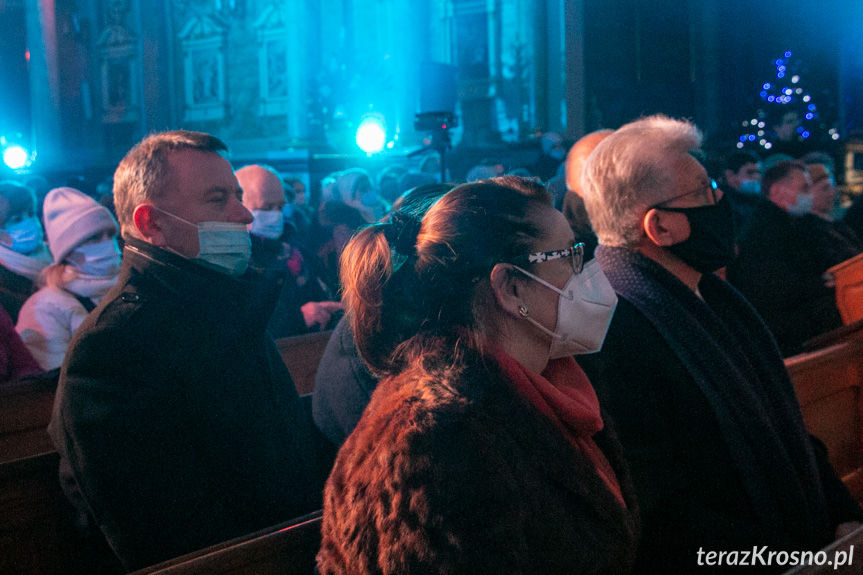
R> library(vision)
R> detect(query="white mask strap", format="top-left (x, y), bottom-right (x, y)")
top-left (512, 265), bottom-right (574, 300)
top-left (151, 206), bottom-right (196, 229)
top-left (523, 314), bottom-right (563, 341)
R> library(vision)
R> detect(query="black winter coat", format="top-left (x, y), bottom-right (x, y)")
top-left (49, 238), bottom-right (331, 571)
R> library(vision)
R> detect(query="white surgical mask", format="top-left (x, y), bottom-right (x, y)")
top-left (1, 216), bottom-right (44, 254)
top-left (514, 258), bottom-right (618, 358)
top-left (250, 209), bottom-right (284, 240)
top-left (69, 238), bottom-right (121, 277)
top-left (156, 209), bottom-right (251, 277)
top-left (787, 193), bottom-right (814, 216)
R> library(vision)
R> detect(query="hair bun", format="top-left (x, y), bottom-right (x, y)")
top-left (385, 211), bottom-right (422, 256)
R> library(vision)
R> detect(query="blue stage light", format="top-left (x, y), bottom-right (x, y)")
top-left (356, 116), bottom-right (386, 154)
top-left (3, 145), bottom-right (28, 170)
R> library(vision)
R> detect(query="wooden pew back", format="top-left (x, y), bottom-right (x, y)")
top-left (786, 338), bottom-right (863, 501)
top-left (131, 511), bottom-right (323, 575)
top-left (0, 451), bottom-right (122, 575)
top-left (829, 251), bottom-right (863, 325)
top-left (0, 331), bottom-right (333, 465)
top-left (0, 374), bottom-right (56, 464)
top-left (276, 330), bottom-right (333, 396)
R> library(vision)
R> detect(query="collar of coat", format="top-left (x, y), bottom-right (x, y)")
top-left (118, 236), bottom-right (285, 328)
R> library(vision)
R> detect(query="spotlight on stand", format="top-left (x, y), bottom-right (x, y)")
top-left (356, 114), bottom-right (387, 155)
top-left (0, 137), bottom-right (33, 171)
top-left (412, 111), bottom-right (457, 183)
top-left (3, 145), bottom-right (28, 170)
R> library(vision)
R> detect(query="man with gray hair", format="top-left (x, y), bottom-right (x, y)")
top-left (578, 115), bottom-right (861, 573)
top-left (50, 131), bottom-right (330, 570)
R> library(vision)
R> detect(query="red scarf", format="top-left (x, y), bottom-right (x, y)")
top-left (488, 344), bottom-right (625, 506)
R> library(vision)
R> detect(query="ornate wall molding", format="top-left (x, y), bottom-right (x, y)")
top-left (178, 14), bottom-right (227, 121)
top-left (253, 4), bottom-right (288, 117)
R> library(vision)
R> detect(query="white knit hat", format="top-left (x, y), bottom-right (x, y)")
top-left (43, 187), bottom-right (119, 264)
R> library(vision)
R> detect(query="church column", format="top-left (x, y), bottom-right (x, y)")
top-left (563, 0), bottom-right (584, 139)
top-left (25, 0), bottom-right (63, 169)
top-left (285, 0), bottom-right (308, 140)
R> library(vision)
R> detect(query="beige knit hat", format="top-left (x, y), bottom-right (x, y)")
top-left (43, 187), bottom-right (119, 264)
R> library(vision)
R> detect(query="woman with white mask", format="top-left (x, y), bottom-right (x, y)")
top-left (16, 187), bottom-right (121, 370)
top-left (0, 180), bottom-right (51, 321)
top-left (317, 176), bottom-right (637, 575)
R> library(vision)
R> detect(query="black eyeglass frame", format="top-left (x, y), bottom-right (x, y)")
top-left (650, 178), bottom-right (720, 211)
top-left (514, 242), bottom-right (585, 274)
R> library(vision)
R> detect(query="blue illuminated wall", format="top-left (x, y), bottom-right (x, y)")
top-left (16, 0), bottom-right (863, 174)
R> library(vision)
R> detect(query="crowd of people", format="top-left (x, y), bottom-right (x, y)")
top-left (0, 115), bottom-right (862, 573)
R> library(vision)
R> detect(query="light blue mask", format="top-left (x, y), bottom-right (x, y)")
top-left (787, 193), bottom-right (814, 216)
top-left (157, 209), bottom-right (251, 276)
top-left (0, 216), bottom-right (44, 254)
top-left (738, 180), bottom-right (761, 195)
top-left (69, 238), bottom-right (121, 277)
top-left (250, 209), bottom-right (284, 240)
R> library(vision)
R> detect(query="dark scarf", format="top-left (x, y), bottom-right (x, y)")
top-left (596, 245), bottom-right (832, 549)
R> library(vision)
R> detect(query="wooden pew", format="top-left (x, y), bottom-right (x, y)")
top-left (0, 329), bottom-right (334, 464)
top-left (131, 511), bottom-right (323, 575)
top-left (0, 451), bottom-right (122, 575)
top-left (0, 374), bottom-right (56, 464)
top-left (804, 317), bottom-right (863, 353)
top-left (276, 330), bottom-right (333, 396)
top-left (781, 525), bottom-right (863, 574)
top-left (829, 252), bottom-right (863, 325)
top-left (786, 337), bottom-right (863, 502)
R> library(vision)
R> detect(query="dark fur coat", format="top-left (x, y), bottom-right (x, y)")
top-left (317, 346), bottom-right (639, 575)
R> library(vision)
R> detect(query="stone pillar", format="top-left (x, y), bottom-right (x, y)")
top-left (285, 0), bottom-right (308, 140)
top-left (690, 1), bottom-right (721, 139)
top-left (25, 0), bottom-right (63, 169)
top-left (563, 0), bottom-right (584, 139)
top-left (545, 0), bottom-right (566, 133)
top-left (138, 0), bottom-right (173, 132)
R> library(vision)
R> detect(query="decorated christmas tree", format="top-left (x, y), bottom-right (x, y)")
top-left (736, 51), bottom-right (840, 152)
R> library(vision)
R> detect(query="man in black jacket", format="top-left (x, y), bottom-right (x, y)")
top-left (728, 161), bottom-right (856, 356)
top-left (579, 116), bottom-right (861, 574)
top-left (49, 131), bottom-right (331, 571)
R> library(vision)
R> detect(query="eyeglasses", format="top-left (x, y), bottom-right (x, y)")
top-left (517, 243), bottom-right (585, 274)
top-left (652, 179), bottom-right (720, 210)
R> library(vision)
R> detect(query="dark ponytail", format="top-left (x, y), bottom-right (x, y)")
top-left (341, 176), bottom-right (551, 376)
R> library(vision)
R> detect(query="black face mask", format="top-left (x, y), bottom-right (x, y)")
top-left (654, 193), bottom-right (736, 273)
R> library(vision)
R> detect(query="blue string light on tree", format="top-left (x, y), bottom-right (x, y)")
top-left (735, 51), bottom-right (840, 150)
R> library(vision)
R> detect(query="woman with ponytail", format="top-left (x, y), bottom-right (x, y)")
top-left (317, 176), bottom-right (639, 574)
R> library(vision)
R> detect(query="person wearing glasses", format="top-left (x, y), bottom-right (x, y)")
top-left (578, 115), bottom-right (862, 574)
top-left (317, 176), bottom-right (638, 574)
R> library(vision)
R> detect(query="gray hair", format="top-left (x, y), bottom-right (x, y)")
top-left (582, 115), bottom-right (703, 248)
top-left (113, 130), bottom-right (228, 240)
